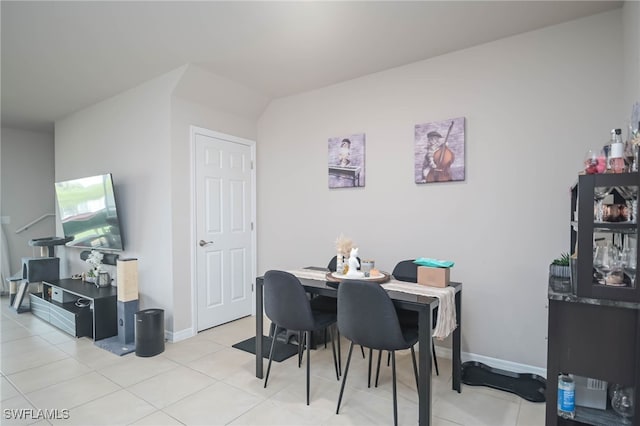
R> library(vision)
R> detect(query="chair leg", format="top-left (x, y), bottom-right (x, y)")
top-left (306, 331), bottom-right (311, 405)
top-left (432, 338), bottom-right (439, 376)
top-left (336, 326), bottom-right (342, 376)
top-left (329, 325), bottom-right (339, 380)
top-left (375, 349), bottom-right (382, 387)
top-left (367, 348), bottom-right (373, 388)
top-left (264, 325), bottom-right (278, 388)
top-left (298, 331), bottom-right (303, 368)
top-left (410, 346), bottom-right (419, 394)
top-left (336, 342), bottom-right (354, 414)
top-left (391, 351), bottom-right (398, 426)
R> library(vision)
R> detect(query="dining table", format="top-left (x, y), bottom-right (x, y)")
top-left (254, 267), bottom-right (462, 426)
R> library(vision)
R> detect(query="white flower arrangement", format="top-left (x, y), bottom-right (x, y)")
top-left (335, 234), bottom-right (354, 257)
top-left (85, 250), bottom-right (104, 277)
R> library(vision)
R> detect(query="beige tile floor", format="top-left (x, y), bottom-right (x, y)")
top-left (0, 297), bottom-right (545, 425)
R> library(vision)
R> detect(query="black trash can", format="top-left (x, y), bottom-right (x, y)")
top-left (135, 309), bottom-right (165, 357)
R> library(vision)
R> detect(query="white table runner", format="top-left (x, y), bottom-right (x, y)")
top-left (382, 280), bottom-right (456, 339)
top-left (287, 269), bottom-right (328, 281)
top-left (286, 269), bottom-right (457, 339)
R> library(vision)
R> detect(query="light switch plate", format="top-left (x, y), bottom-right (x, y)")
top-left (1, 216), bottom-right (10, 224)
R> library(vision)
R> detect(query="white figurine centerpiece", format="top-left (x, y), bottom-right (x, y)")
top-left (335, 234), bottom-right (353, 274)
top-left (346, 247), bottom-right (364, 278)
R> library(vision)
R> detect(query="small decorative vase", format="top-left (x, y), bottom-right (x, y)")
top-left (611, 386), bottom-right (634, 424)
top-left (96, 271), bottom-right (111, 287)
top-left (550, 264), bottom-right (570, 279)
top-left (336, 253), bottom-right (343, 274)
top-left (85, 276), bottom-right (96, 284)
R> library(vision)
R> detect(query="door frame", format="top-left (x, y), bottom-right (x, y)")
top-left (190, 126), bottom-right (257, 333)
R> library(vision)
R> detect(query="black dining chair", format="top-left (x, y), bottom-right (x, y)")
top-left (336, 280), bottom-right (419, 426)
top-left (388, 259), bottom-right (439, 377)
top-left (309, 256), bottom-right (366, 364)
top-left (263, 270), bottom-right (340, 405)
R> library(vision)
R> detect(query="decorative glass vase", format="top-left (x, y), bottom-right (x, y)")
top-left (611, 386), bottom-right (634, 424)
top-left (336, 253), bottom-right (343, 274)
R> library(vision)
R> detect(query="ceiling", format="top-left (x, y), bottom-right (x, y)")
top-left (1, 1), bottom-right (623, 133)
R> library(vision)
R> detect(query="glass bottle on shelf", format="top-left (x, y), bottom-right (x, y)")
top-left (610, 129), bottom-right (627, 173)
top-left (626, 121), bottom-right (640, 172)
top-left (604, 129), bottom-right (615, 172)
top-left (557, 374), bottom-right (576, 419)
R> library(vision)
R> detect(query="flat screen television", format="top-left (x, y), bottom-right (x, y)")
top-left (55, 173), bottom-right (124, 251)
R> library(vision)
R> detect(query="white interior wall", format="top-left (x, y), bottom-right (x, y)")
top-left (15, 5), bottom-right (633, 359)
top-left (0, 128), bottom-right (55, 275)
top-left (623, 0), bottom-right (640, 119)
top-left (170, 65), bottom-right (267, 335)
top-left (54, 68), bottom-right (184, 332)
top-left (256, 10), bottom-right (623, 369)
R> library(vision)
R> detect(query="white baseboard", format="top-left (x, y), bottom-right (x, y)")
top-left (167, 324), bottom-right (547, 378)
top-left (433, 346), bottom-right (546, 378)
top-left (166, 327), bottom-right (194, 343)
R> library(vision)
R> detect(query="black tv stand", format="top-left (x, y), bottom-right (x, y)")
top-left (29, 278), bottom-right (117, 340)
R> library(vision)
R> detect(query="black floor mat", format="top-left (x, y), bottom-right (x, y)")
top-left (232, 336), bottom-right (298, 362)
top-left (461, 361), bottom-right (546, 402)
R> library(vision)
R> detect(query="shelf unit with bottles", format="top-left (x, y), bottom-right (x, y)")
top-left (573, 172), bottom-right (640, 302)
top-left (547, 172), bottom-right (640, 425)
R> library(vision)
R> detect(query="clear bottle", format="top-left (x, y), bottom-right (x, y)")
top-left (633, 121), bottom-right (640, 172)
top-left (557, 374), bottom-right (576, 419)
top-left (604, 129), bottom-right (614, 171)
top-left (610, 128), bottom-right (627, 173)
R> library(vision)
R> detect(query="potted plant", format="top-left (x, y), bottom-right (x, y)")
top-left (550, 253), bottom-right (571, 278)
top-left (83, 250), bottom-right (104, 283)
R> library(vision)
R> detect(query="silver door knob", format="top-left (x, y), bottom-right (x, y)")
top-left (199, 240), bottom-right (214, 247)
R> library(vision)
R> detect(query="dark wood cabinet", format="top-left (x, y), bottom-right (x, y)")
top-left (546, 293), bottom-right (640, 425)
top-left (30, 293), bottom-right (93, 337)
top-left (29, 279), bottom-right (117, 340)
top-left (547, 172), bottom-right (640, 425)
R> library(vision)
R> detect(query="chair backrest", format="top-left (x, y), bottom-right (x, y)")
top-left (264, 270), bottom-right (315, 331)
top-left (392, 260), bottom-right (418, 283)
top-left (392, 259), bottom-right (438, 329)
top-left (328, 255), bottom-right (361, 272)
top-left (337, 280), bottom-right (408, 351)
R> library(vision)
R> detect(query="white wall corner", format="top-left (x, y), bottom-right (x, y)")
top-left (172, 64), bottom-right (270, 120)
top-left (166, 327), bottom-right (195, 343)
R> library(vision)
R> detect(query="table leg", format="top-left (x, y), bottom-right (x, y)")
top-left (418, 304), bottom-right (433, 426)
top-left (453, 289), bottom-right (461, 392)
top-left (256, 277), bottom-right (264, 379)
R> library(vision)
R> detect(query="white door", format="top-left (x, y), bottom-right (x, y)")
top-left (194, 129), bottom-right (254, 331)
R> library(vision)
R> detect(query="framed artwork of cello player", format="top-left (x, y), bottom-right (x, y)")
top-left (414, 117), bottom-right (465, 184)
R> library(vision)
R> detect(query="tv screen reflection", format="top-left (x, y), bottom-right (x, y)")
top-left (55, 173), bottom-right (124, 251)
